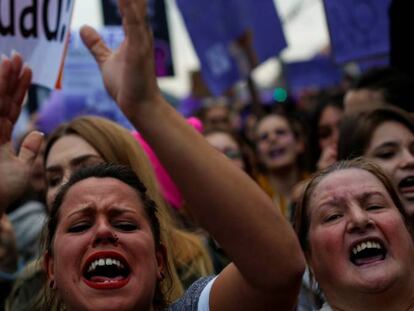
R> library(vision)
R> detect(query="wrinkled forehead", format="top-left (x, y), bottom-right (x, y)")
top-left (308, 168), bottom-right (387, 212)
top-left (58, 177), bottom-right (143, 216)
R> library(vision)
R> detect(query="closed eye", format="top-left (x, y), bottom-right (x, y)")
top-left (68, 222), bottom-right (91, 233)
top-left (366, 205), bottom-right (384, 211)
top-left (324, 213), bottom-right (343, 223)
top-left (113, 222), bottom-right (138, 232)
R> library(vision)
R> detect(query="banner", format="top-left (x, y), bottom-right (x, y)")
top-left (285, 56), bottom-right (342, 96)
top-left (35, 28), bottom-right (133, 134)
top-left (323, 0), bottom-right (391, 64)
top-left (0, 0), bottom-right (74, 88)
top-left (176, 0), bottom-right (286, 95)
top-left (101, 0), bottom-right (174, 76)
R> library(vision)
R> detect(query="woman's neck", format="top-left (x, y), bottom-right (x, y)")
top-left (267, 165), bottom-right (301, 199)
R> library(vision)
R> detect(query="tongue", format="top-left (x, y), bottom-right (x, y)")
top-left (90, 276), bottom-right (125, 283)
top-left (354, 254), bottom-right (384, 266)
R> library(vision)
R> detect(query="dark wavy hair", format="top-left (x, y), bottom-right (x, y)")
top-left (44, 163), bottom-right (166, 309)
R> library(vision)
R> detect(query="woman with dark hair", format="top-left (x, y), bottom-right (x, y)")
top-left (308, 92), bottom-right (344, 171)
top-left (295, 158), bottom-right (414, 310)
top-left (204, 128), bottom-right (257, 178)
top-left (254, 112), bottom-right (307, 219)
top-left (338, 107), bottom-right (414, 218)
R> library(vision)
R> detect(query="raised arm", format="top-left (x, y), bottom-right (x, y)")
top-left (81, 0), bottom-right (305, 309)
top-left (0, 54), bottom-right (43, 217)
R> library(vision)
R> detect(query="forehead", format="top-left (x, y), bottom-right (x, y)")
top-left (46, 135), bottom-right (100, 166)
top-left (59, 177), bottom-right (143, 216)
top-left (310, 168), bottom-right (388, 209)
top-left (205, 132), bottom-right (237, 147)
top-left (257, 115), bottom-right (289, 133)
top-left (368, 121), bottom-right (414, 148)
top-left (319, 105), bottom-right (343, 125)
top-left (344, 89), bottom-right (385, 113)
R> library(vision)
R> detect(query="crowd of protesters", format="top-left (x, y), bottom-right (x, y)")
top-left (1, 0), bottom-right (414, 310)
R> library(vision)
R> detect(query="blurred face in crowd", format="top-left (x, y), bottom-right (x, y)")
top-left (203, 105), bottom-right (231, 131)
top-left (45, 135), bottom-right (104, 207)
top-left (318, 105), bottom-right (343, 150)
top-left (365, 121), bottom-right (414, 216)
top-left (255, 115), bottom-right (303, 171)
top-left (307, 168), bottom-right (414, 301)
top-left (46, 177), bottom-right (163, 311)
top-left (205, 132), bottom-right (244, 170)
top-left (344, 89), bottom-right (385, 114)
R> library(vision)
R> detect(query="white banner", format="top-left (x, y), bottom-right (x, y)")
top-left (0, 0), bottom-right (75, 89)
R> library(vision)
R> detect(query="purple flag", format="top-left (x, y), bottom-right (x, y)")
top-left (285, 56), bottom-right (342, 96)
top-left (246, 0), bottom-right (287, 63)
top-left (176, 0), bottom-right (243, 95)
top-left (177, 0), bottom-right (286, 95)
top-left (324, 0), bottom-right (391, 64)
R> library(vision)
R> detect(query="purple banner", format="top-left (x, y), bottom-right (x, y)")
top-left (176, 0), bottom-right (242, 95)
top-left (285, 56), bottom-right (342, 96)
top-left (101, 0), bottom-right (174, 76)
top-left (177, 0), bottom-right (286, 95)
top-left (323, 0), bottom-right (391, 64)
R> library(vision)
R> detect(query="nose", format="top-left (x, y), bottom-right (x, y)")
top-left (92, 218), bottom-right (119, 247)
top-left (399, 148), bottom-right (414, 170)
top-left (346, 206), bottom-right (375, 234)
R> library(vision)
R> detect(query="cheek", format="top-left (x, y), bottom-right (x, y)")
top-left (371, 159), bottom-right (398, 181)
top-left (281, 134), bottom-right (296, 149)
top-left (309, 227), bottom-right (345, 265)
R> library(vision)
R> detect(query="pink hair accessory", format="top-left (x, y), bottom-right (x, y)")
top-left (132, 117), bottom-right (203, 209)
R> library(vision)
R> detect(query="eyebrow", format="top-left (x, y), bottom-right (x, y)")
top-left (66, 206), bottom-right (138, 219)
top-left (372, 141), bottom-right (398, 149)
top-left (358, 191), bottom-right (387, 202)
top-left (315, 191), bottom-right (386, 211)
top-left (46, 154), bottom-right (103, 173)
top-left (66, 205), bottom-right (96, 218)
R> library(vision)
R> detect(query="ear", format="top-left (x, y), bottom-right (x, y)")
top-left (155, 244), bottom-right (167, 281)
top-left (44, 250), bottom-right (55, 282)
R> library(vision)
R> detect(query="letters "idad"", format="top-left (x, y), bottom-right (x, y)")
top-left (0, 0), bottom-right (70, 42)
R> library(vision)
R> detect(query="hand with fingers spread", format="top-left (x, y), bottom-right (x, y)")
top-left (80, 0), bottom-right (161, 121)
top-left (0, 54), bottom-right (43, 216)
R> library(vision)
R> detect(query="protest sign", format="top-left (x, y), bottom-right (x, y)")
top-left (323, 0), bottom-right (391, 64)
top-left (285, 56), bottom-right (342, 96)
top-left (101, 0), bottom-right (174, 76)
top-left (0, 0), bottom-right (74, 89)
top-left (176, 0), bottom-right (286, 95)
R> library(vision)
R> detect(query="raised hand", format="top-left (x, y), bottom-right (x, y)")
top-left (0, 53), bottom-right (43, 216)
top-left (80, 0), bottom-right (161, 121)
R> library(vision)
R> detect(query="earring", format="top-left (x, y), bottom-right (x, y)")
top-left (49, 279), bottom-right (56, 290)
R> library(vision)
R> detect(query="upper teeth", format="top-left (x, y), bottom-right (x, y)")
top-left (352, 241), bottom-right (382, 255)
top-left (87, 258), bottom-right (124, 273)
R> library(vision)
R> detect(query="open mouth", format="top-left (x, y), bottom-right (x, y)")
top-left (268, 148), bottom-right (285, 159)
top-left (83, 251), bottom-right (130, 289)
top-left (349, 240), bottom-right (387, 266)
top-left (399, 176), bottom-right (414, 200)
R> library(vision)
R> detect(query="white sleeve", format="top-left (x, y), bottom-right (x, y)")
top-left (197, 276), bottom-right (217, 311)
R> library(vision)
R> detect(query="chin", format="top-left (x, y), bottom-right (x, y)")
top-left (351, 265), bottom-right (403, 294)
